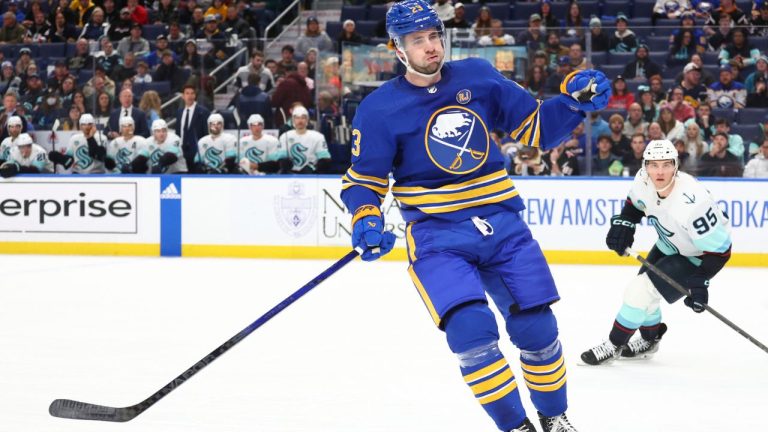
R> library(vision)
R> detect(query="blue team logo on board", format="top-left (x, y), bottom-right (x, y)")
top-left (425, 106), bottom-right (489, 174)
top-left (456, 89), bottom-right (471, 104)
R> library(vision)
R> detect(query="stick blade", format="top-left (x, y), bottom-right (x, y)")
top-left (49, 399), bottom-right (137, 422)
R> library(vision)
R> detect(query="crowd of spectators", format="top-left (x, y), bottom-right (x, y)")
top-left (0, 0), bottom-right (767, 178)
top-left (414, 0), bottom-right (768, 178)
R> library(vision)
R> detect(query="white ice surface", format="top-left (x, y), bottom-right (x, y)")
top-left (1, 255), bottom-right (766, 432)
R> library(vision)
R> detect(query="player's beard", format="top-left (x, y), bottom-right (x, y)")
top-left (412, 53), bottom-right (443, 75)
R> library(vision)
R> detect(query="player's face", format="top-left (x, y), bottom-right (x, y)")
top-left (121, 123), bottom-right (134, 137)
top-left (154, 128), bottom-right (167, 143)
top-left (293, 115), bottom-right (308, 131)
top-left (8, 124), bottom-right (21, 137)
top-left (645, 160), bottom-right (676, 189)
top-left (19, 144), bottom-right (32, 158)
top-left (209, 121), bottom-right (223, 135)
top-left (249, 123), bottom-right (263, 136)
top-left (401, 29), bottom-right (444, 75)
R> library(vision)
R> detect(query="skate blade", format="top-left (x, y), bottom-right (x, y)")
top-left (576, 357), bottom-right (618, 367)
top-left (618, 352), bottom-right (656, 361)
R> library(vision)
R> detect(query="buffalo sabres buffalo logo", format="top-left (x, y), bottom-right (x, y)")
top-left (425, 106), bottom-right (489, 174)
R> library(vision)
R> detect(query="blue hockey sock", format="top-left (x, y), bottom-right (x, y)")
top-left (460, 346), bottom-right (526, 431)
top-left (445, 302), bottom-right (526, 430)
top-left (520, 339), bottom-right (567, 417)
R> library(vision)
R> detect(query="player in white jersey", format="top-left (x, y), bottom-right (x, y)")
top-left (106, 116), bottom-right (147, 173)
top-left (0, 133), bottom-right (53, 177)
top-left (238, 114), bottom-right (290, 175)
top-left (49, 114), bottom-right (110, 173)
top-left (140, 119), bottom-right (188, 174)
top-left (581, 140), bottom-right (732, 365)
top-left (0, 116), bottom-right (24, 164)
top-left (278, 106), bottom-right (332, 174)
top-left (195, 113), bottom-right (238, 174)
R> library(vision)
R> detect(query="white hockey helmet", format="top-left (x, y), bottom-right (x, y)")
top-left (291, 106), bottom-right (309, 119)
top-left (7, 115), bottom-right (22, 128)
top-left (79, 113), bottom-right (95, 125)
top-left (643, 139), bottom-right (678, 167)
top-left (247, 114), bottom-right (264, 126)
top-left (152, 119), bottom-right (168, 131)
top-left (119, 116), bottom-right (135, 127)
top-left (15, 133), bottom-right (33, 146)
top-left (207, 113), bottom-right (224, 126)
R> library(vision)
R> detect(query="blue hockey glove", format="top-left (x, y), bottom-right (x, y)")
top-left (351, 204), bottom-right (396, 262)
top-left (683, 275), bottom-right (709, 313)
top-left (559, 69), bottom-right (611, 112)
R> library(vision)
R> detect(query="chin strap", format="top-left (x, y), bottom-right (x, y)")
top-left (653, 169), bottom-right (678, 194)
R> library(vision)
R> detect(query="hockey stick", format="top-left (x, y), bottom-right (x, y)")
top-left (50, 248), bottom-right (363, 422)
top-left (625, 248), bottom-right (768, 355)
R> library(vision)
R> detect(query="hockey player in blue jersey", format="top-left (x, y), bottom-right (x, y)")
top-left (339, 2), bottom-right (611, 431)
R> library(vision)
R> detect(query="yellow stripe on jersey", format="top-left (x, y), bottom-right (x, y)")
top-left (519, 101), bottom-right (542, 148)
top-left (391, 170), bottom-right (518, 215)
top-left (510, 100), bottom-right (542, 148)
top-left (408, 265), bottom-right (440, 326)
top-left (394, 177), bottom-right (513, 205)
top-left (406, 222), bottom-right (417, 263)
top-left (413, 189), bottom-right (519, 214)
top-left (510, 104), bottom-right (538, 140)
top-left (463, 358), bottom-right (508, 384)
top-left (469, 366), bottom-right (514, 395)
top-left (341, 168), bottom-right (390, 198)
top-left (392, 169), bottom-right (509, 194)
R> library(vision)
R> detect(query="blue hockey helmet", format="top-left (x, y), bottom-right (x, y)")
top-left (386, 0), bottom-right (444, 48)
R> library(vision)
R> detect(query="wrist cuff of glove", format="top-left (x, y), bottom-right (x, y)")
top-left (352, 204), bottom-right (381, 225)
top-left (559, 70), bottom-right (581, 95)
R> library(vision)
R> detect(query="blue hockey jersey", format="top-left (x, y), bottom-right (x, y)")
top-left (341, 57), bottom-right (585, 223)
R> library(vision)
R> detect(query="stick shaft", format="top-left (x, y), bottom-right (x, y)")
top-left (50, 249), bottom-right (361, 421)
top-left (626, 248), bottom-right (768, 355)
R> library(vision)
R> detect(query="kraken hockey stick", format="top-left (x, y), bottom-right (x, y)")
top-left (50, 248), bottom-right (363, 422)
top-left (626, 248), bottom-right (768, 356)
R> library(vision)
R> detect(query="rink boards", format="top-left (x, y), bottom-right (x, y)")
top-left (0, 175), bottom-right (766, 266)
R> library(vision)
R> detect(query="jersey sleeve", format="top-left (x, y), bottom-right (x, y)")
top-left (225, 136), bottom-right (237, 159)
top-left (137, 139), bottom-right (151, 158)
top-left (626, 174), bottom-right (649, 217)
top-left (31, 148), bottom-right (48, 171)
top-left (314, 133), bottom-right (331, 160)
top-left (340, 100), bottom-right (394, 213)
top-left (479, 58), bottom-right (584, 151)
top-left (686, 199), bottom-right (732, 254)
top-left (272, 135), bottom-right (287, 160)
top-left (266, 137), bottom-right (283, 161)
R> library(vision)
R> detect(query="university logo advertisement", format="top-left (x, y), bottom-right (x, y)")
top-left (274, 181), bottom-right (316, 238)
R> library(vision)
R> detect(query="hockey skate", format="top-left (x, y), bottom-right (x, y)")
top-left (579, 340), bottom-right (622, 366)
top-left (509, 417), bottom-right (538, 432)
top-left (538, 411), bottom-right (578, 432)
top-left (621, 323), bottom-right (667, 360)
